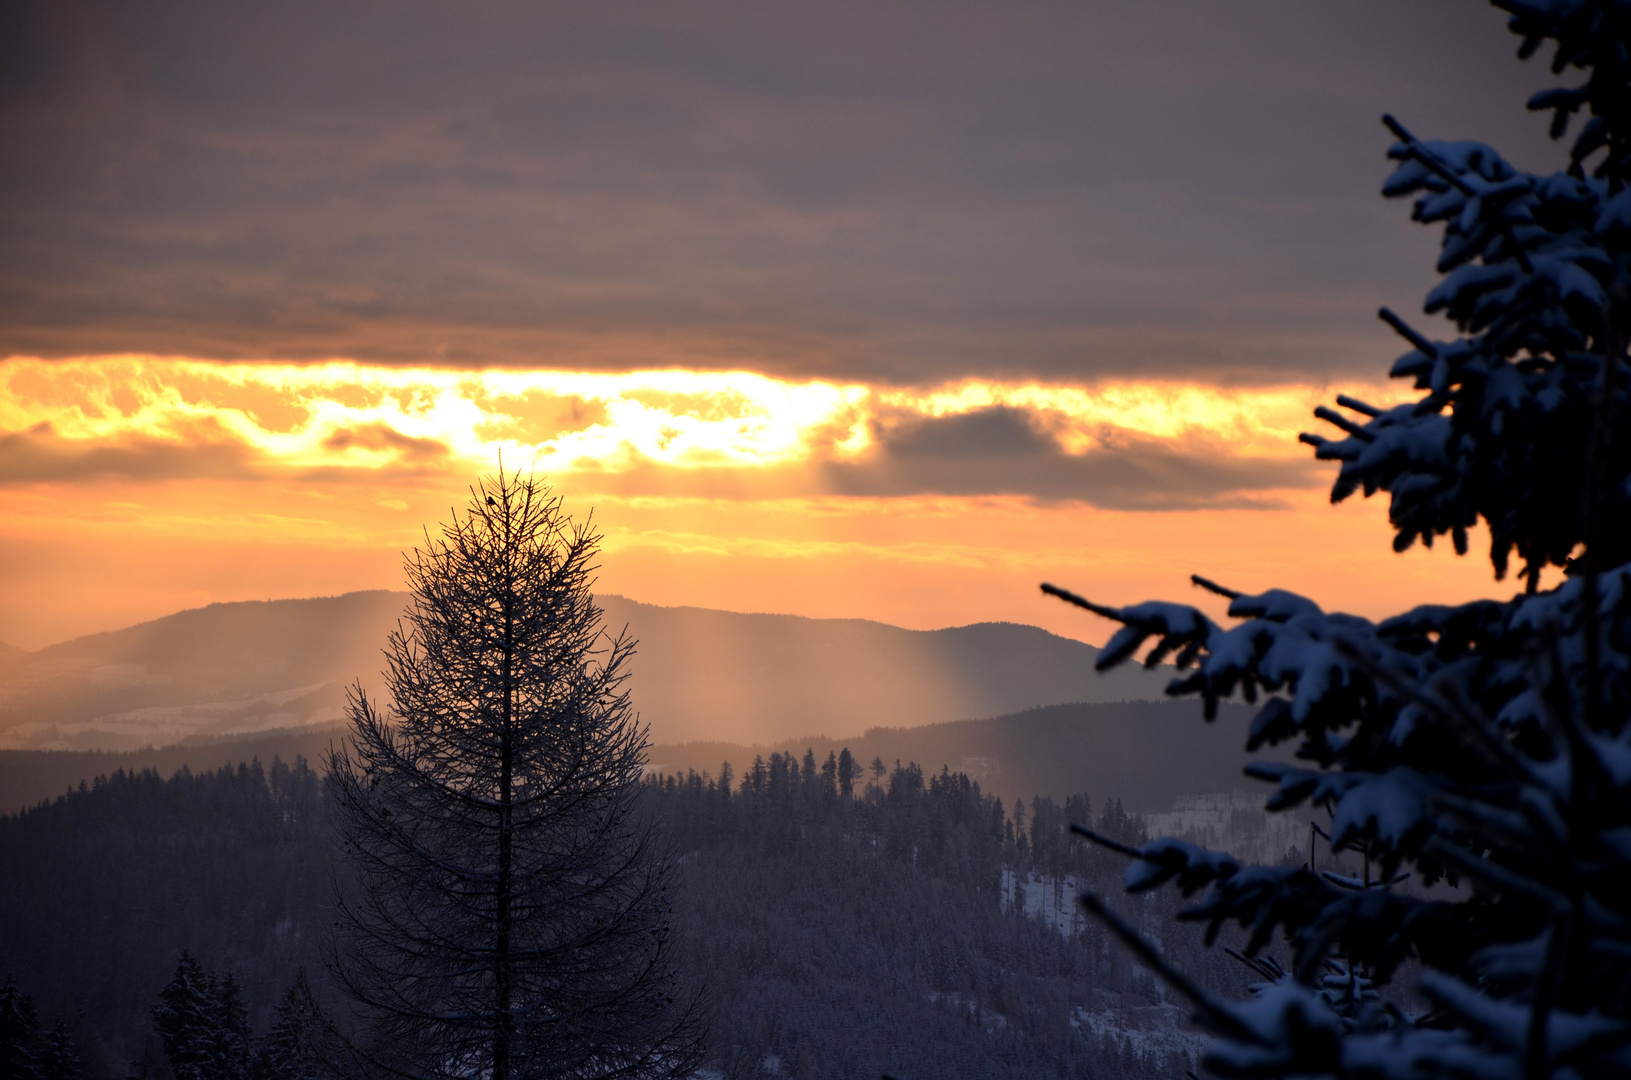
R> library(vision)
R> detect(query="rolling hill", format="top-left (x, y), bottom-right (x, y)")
top-left (0, 592), bottom-right (1170, 751)
top-left (0, 592), bottom-right (405, 751)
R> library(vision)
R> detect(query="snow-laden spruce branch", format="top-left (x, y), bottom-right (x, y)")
top-left (1041, 5), bottom-right (1631, 1077)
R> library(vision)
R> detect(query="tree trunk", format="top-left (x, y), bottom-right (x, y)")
top-left (494, 578), bottom-right (515, 1080)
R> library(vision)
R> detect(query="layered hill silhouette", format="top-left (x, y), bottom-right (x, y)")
top-left (0, 699), bottom-right (1275, 816)
top-left (0, 592), bottom-right (405, 751)
top-left (645, 699), bottom-right (1278, 813)
top-left (0, 592), bottom-right (1170, 751)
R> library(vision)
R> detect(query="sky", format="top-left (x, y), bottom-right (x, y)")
top-left (0, 1), bottom-right (1568, 650)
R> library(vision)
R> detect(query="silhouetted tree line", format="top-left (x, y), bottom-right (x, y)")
top-left (651, 749), bottom-right (1150, 890)
top-left (0, 757), bottom-right (330, 1058)
top-left (0, 747), bottom-right (1284, 1079)
top-left (122, 953), bottom-right (330, 1080)
top-left (2, 976), bottom-right (90, 1080)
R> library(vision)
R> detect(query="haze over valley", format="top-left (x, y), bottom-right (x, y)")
top-left (0, 590), bottom-right (1246, 819)
top-left (0, 591), bottom-right (1172, 752)
top-left (0, 586), bottom-right (1278, 1079)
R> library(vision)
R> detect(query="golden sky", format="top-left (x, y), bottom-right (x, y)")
top-left (0, 355), bottom-right (1504, 650)
top-left (0, 4), bottom-right (1555, 650)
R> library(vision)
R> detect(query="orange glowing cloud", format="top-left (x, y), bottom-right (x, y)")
top-left (0, 357), bottom-right (1403, 502)
top-left (0, 355), bottom-right (1499, 651)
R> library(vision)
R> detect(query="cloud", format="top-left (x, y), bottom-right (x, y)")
top-left (322, 423), bottom-right (449, 460)
top-left (0, 357), bottom-right (1344, 503)
top-left (818, 406), bottom-right (1317, 509)
top-left (877, 406), bottom-right (1055, 459)
top-left (540, 405), bottom-right (1320, 509)
top-left (0, 424), bottom-right (258, 484)
top-left (0, 1), bottom-right (1557, 383)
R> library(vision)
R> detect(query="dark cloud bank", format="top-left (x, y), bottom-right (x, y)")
top-left (551, 406), bottom-right (1316, 509)
top-left (0, 1), bottom-right (1556, 382)
top-left (825, 407), bottom-right (1315, 509)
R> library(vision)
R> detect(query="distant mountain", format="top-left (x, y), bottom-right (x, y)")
top-left (646, 699), bottom-right (1283, 813)
top-left (593, 596), bottom-right (1171, 746)
top-left (0, 699), bottom-right (1281, 816)
top-left (0, 592), bottom-right (1170, 751)
top-left (0, 592), bottom-right (406, 751)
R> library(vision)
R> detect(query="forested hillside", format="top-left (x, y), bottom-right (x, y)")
top-left (0, 749), bottom-right (1301, 1078)
top-left (0, 758), bottom-right (329, 1068)
top-left (0, 699), bottom-right (1265, 815)
top-left (651, 699), bottom-right (1271, 813)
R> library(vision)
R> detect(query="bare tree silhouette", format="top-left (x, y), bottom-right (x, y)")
top-left (327, 470), bottom-right (705, 1080)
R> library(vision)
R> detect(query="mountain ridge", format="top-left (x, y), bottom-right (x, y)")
top-left (0, 591), bottom-right (1170, 750)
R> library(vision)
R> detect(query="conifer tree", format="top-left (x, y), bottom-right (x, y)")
top-left (253, 974), bottom-right (333, 1080)
top-left (39, 1020), bottom-right (83, 1080)
top-left (1047, 4), bottom-right (1631, 1077)
top-left (152, 954), bottom-right (252, 1080)
top-left (153, 953), bottom-right (218, 1080)
top-left (207, 974), bottom-right (250, 1080)
top-left (327, 471), bottom-right (705, 1080)
top-left (0, 976), bottom-right (42, 1080)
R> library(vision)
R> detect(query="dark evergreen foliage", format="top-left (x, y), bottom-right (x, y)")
top-left (251, 974), bottom-right (331, 1080)
top-left (40, 1020), bottom-right (84, 1080)
top-left (647, 753), bottom-right (1234, 1078)
top-left (151, 956), bottom-right (251, 1080)
top-left (0, 978), bottom-right (98, 1080)
top-left (2, 976), bottom-right (44, 1080)
top-left (0, 759), bottom-right (327, 1066)
top-left (151, 955), bottom-right (214, 1080)
top-left (1045, 4), bottom-right (1631, 1077)
top-left (3, 738), bottom-right (1300, 1079)
top-left (204, 979), bottom-right (248, 1080)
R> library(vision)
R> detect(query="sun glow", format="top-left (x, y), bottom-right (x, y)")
top-left (873, 380), bottom-right (1372, 457)
top-left (0, 359), bottom-right (857, 472)
top-left (0, 356), bottom-right (1395, 483)
top-left (1, 355), bottom-right (1494, 652)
